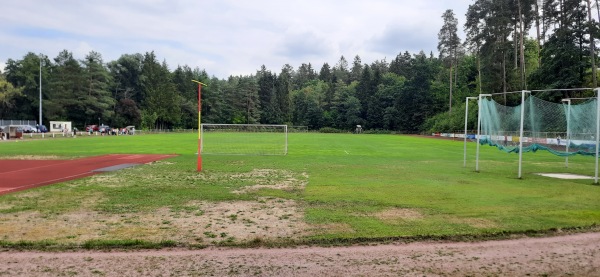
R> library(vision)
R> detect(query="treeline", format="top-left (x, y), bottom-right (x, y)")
top-left (0, 50), bottom-right (456, 132)
top-left (1, 0), bottom-right (599, 132)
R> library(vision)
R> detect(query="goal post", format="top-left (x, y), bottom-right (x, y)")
top-left (201, 124), bottom-right (288, 155)
top-left (474, 88), bottom-right (599, 183)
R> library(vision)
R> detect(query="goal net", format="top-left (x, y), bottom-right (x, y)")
top-left (479, 93), bottom-right (597, 156)
top-left (475, 89), bottom-right (599, 181)
top-left (201, 124), bottom-right (288, 155)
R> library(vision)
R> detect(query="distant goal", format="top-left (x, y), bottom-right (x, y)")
top-left (201, 124), bottom-right (288, 155)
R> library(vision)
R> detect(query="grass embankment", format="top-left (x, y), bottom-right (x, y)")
top-left (0, 133), bottom-right (598, 249)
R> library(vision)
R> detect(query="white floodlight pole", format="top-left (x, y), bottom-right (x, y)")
top-left (518, 90), bottom-right (530, 179)
top-left (475, 94), bottom-right (492, 172)
top-left (39, 54), bottom-right (43, 135)
top-left (464, 97), bottom-right (478, 167)
top-left (561, 99), bottom-right (571, 168)
top-left (595, 88), bottom-right (600, 184)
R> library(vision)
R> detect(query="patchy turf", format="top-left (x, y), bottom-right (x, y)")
top-left (0, 133), bottom-right (599, 249)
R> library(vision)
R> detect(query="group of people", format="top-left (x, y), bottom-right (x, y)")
top-left (95, 127), bottom-right (135, 136)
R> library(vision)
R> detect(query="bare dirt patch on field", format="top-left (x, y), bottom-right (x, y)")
top-left (374, 208), bottom-right (424, 222)
top-left (0, 199), bottom-right (309, 245)
top-left (232, 169), bottom-right (307, 194)
top-left (0, 168), bottom-right (310, 245)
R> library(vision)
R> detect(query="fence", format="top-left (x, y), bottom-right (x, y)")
top-left (0, 119), bottom-right (37, 126)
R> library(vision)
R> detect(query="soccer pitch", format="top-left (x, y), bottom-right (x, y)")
top-left (0, 133), bottom-right (599, 248)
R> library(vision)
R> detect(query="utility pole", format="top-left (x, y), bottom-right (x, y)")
top-left (39, 54), bottom-right (43, 130)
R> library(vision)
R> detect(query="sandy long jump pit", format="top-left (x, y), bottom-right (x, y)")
top-left (0, 154), bottom-right (177, 195)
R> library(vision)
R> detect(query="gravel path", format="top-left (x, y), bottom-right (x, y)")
top-left (2, 232), bottom-right (599, 276)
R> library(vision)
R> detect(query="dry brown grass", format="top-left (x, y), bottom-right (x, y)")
top-left (0, 198), bottom-right (310, 244)
top-left (374, 208), bottom-right (424, 222)
top-left (231, 169), bottom-right (307, 194)
top-left (3, 155), bottom-right (63, 160)
top-left (0, 168), bottom-right (312, 246)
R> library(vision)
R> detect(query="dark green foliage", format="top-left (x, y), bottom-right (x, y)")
top-left (0, 75), bottom-right (22, 118)
top-left (529, 0), bottom-right (589, 90)
top-left (113, 98), bottom-right (141, 127)
top-left (318, 127), bottom-right (347, 133)
top-left (257, 65), bottom-right (279, 124)
top-left (4, 53), bottom-right (50, 121)
top-left (140, 52), bottom-right (181, 129)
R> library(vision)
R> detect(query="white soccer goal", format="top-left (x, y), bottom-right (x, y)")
top-left (472, 88), bottom-right (599, 183)
top-left (201, 124), bottom-right (288, 155)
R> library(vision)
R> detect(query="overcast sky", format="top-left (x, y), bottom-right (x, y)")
top-left (1, 0), bottom-right (473, 78)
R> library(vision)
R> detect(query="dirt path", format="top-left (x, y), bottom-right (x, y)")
top-left (2, 232), bottom-right (599, 276)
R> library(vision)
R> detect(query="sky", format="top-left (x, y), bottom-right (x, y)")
top-left (1, 0), bottom-right (473, 79)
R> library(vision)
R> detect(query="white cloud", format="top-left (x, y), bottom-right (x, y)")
top-left (0, 0), bottom-right (473, 78)
top-left (74, 42), bottom-right (94, 59)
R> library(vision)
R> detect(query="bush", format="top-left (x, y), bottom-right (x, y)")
top-left (362, 129), bottom-right (396, 134)
top-left (318, 127), bottom-right (347, 133)
top-left (422, 101), bottom-right (477, 133)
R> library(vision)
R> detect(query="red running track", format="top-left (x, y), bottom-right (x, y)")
top-left (0, 154), bottom-right (177, 195)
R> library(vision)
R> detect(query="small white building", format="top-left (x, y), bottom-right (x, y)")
top-left (49, 121), bottom-right (72, 133)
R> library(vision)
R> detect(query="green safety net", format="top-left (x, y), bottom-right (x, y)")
top-left (478, 94), bottom-right (598, 157)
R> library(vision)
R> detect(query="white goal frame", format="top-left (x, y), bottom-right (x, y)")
top-left (471, 89), bottom-right (600, 183)
top-left (200, 124), bottom-right (288, 155)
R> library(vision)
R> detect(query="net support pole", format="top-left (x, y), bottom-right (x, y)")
top-left (464, 97), bottom-right (477, 167)
top-left (197, 83), bottom-right (202, 172)
top-left (595, 88), bottom-right (600, 184)
top-left (562, 99), bottom-right (571, 168)
top-left (192, 80), bottom-right (207, 172)
top-left (284, 125), bottom-right (288, 155)
top-left (518, 90), bottom-right (530, 179)
top-left (475, 94), bottom-right (491, 172)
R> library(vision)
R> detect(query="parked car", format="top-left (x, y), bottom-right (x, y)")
top-left (86, 125), bottom-right (99, 132)
top-left (21, 125), bottom-right (37, 133)
top-left (99, 125), bottom-right (111, 134)
top-left (38, 125), bottom-right (48, 133)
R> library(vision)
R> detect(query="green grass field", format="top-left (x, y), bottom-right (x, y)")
top-left (0, 133), bottom-right (599, 248)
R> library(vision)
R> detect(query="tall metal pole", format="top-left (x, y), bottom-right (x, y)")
top-left (518, 90), bottom-right (530, 179)
top-left (39, 54), bottom-right (42, 132)
top-left (595, 88), bottom-right (600, 184)
top-left (192, 80), bottom-right (207, 172)
top-left (464, 97), bottom-right (477, 167)
top-left (198, 83), bottom-right (202, 171)
top-left (562, 99), bottom-right (571, 168)
top-left (475, 94), bottom-right (492, 172)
